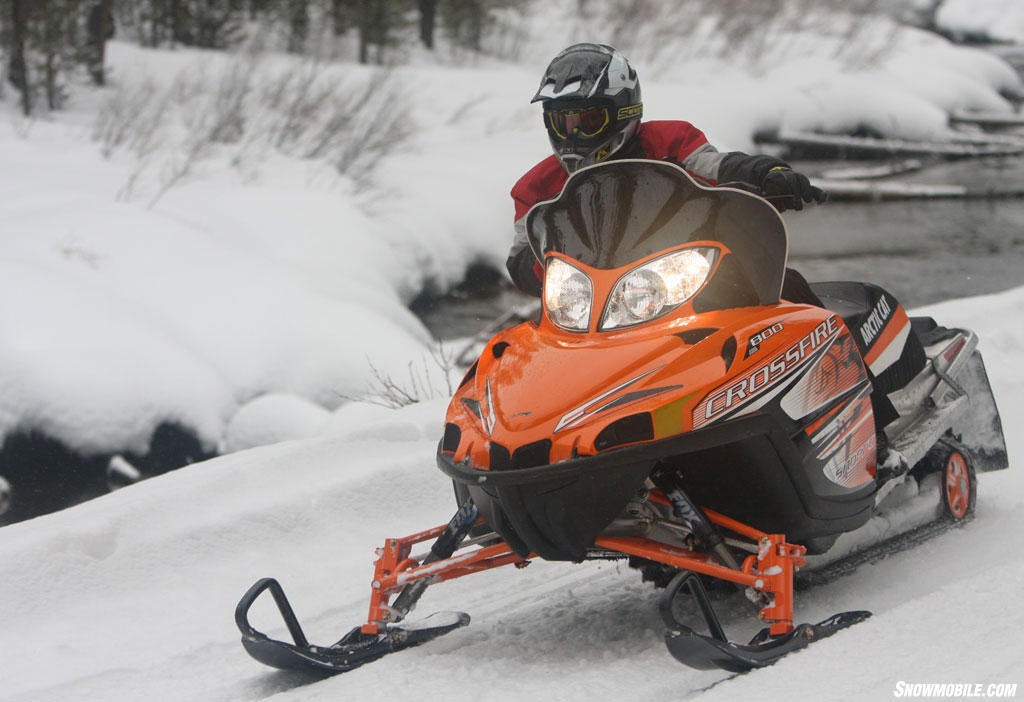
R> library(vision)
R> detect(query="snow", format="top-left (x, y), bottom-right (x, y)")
top-left (0, 290), bottom-right (1022, 701)
top-left (1, 2), bottom-right (1024, 699)
top-left (938, 0), bottom-right (1024, 43)
top-left (4, 7), bottom-right (1024, 459)
top-left (222, 393), bottom-right (330, 453)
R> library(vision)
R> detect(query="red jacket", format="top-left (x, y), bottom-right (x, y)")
top-left (505, 123), bottom-right (814, 306)
top-left (511, 120), bottom-right (714, 220)
top-left (507, 121), bottom-right (728, 295)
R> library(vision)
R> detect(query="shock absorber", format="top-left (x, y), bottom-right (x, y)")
top-left (652, 469), bottom-right (742, 571)
top-left (389, 498), bottom-right (480, 621)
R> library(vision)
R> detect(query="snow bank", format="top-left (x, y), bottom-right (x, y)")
top-left (507, 1), bottom-right (1022, 149)
top-left (0, 287), bottom-right (1020, 701)
top-left (938, 0), bottom-right (1024, 43)
top-left (0, 0), bottom-right (1021, 485)
top-left (1, 1), bottom-right (1022, 697)
top-left (222, 393), bottom-right (330, 452)
top-left (0, 78), bottom-right (446, 457)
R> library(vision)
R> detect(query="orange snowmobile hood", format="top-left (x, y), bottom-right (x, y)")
top-left (448, 303), bottom-right (843, 467)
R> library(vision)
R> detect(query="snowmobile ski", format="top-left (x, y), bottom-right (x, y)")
top-left (665, 609), bottom-right (871, 673)
top-left (235, 577), bottom-right (469, 673)
top-left (661, 570), bottom-right (870, 673)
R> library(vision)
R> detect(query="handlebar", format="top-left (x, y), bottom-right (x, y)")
top-left (717, 180), bottom-right (828, 213)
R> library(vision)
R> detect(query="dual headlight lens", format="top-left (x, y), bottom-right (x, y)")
top-left (545, 258), bottom-right (594, 330)
top-left (545, 248), bottom-right (717, 332)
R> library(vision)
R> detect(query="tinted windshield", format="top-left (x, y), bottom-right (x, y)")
top-left (525, 159), bottom-right (789, 305)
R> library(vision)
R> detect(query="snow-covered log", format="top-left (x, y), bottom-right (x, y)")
top-left (814, 178), bottom-right (1024, 201)
top-left (760, 130), bottom-right (1024, 159)
top-left (950, 109), bottom-right (1024, 129)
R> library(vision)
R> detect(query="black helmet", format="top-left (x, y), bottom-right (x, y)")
top-left (532, 43), bottom-right (643, 173)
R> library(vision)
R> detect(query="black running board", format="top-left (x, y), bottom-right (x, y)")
top-left (235, 577), bottom-right (469, 674)
top-left (665, 610), bottom-right (871, 673)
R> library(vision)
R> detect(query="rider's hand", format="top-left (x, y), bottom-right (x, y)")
top-left (762, 167), bottom-right (827, 211)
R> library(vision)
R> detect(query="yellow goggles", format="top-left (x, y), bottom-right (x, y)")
top-left (545, 105), bottom-right (611, 140)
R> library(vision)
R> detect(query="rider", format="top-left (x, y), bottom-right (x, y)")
top-left (507, 42), bottom-right (826, 299)
top-left (507, 43), bottom-right (907, 480)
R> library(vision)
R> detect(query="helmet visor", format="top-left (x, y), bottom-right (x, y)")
top-left (545, 105), bottom-right (611, 141)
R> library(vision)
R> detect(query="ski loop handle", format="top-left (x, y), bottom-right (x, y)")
top-left (235, 577), bottom-right (309, 648)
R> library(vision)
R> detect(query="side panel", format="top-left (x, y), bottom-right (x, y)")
top-left (682, 312), bottom-right (878, 538)
top-left (692, 314), bottom-right (845, 431)
top-left (810, 281), bottom-right (927, 398)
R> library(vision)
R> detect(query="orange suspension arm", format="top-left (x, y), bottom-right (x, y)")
top-left (595, 523), bottom-right (806, 636)
top-left (361, 508), bottom-right (805, 638)
top-left (362, 526), bottom-right (532, 635)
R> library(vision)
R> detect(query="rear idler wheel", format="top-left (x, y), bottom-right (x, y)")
top-left (939, 445), bottom-right (976, 521)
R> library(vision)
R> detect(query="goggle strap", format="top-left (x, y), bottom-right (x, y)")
top-left (616, 102), bottom-right (643, 121)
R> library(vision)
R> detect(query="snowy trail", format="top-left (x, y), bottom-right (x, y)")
top-left (4, 4), bottom-right (1024, 699)
top-left (3, 286), bottom-right (1023, 702)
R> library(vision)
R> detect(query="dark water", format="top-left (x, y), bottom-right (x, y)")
top-left (786, 155), bottom-right (1024, 309)
top-left (416, 155), bottom-right (1024, 340)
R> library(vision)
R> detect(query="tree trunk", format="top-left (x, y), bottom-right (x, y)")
top-left (8, 0), bottom-right (31, 115)
top-left (331, 0), bottom-right (348, 36)
top-left (88, 0), bottom-right (114, 86)
top-left (287, 0), bottom-right (308, 53)
top-left (417, 0), bottom-right (436, 49)
top-left (45, 49), bottom-right (58, 110)
top-left (357, 0), bottom-right (370, 64)
top-left (170, 0), bottom-right (186, 46)
top-left (40, 0), bottom-right (59, 110)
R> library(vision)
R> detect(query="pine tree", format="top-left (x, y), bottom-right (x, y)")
top-left (6, 0), bottom-right (31, 115)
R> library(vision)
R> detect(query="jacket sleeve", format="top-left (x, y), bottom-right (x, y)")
top-left (506, 216), bottom-right (544, 297)
top-left (715, 152), bottom-right (790, 188)
top-left (677, 144), bottom-right (789, 189)
top-left (643, 122), bottom-right (788, 188)
top-left (678, 142), bottom-right (728, 184)
top-left (507, 157), bottom-right (566, 297)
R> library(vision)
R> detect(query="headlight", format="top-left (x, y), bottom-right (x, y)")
top-left (545, 258), bottom-right (593, 331)
top-left (601, 248), bottom-right (717, 330)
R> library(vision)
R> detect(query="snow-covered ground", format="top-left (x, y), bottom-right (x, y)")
top-left (1, 2), bottom-right (1024, 699)
top-left (3, 3), bottom-right (1023, 470)
top-left (938, 0), bottom-right (1024, 43)
top-left (0, 286), bottom-right (1021, 701)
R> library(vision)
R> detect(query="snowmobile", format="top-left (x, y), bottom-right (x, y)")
top-left (236, 159), bottom-right (1007, 674)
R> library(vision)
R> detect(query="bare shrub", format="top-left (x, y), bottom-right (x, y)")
top-left (92, 79), bottom-right (161, 158)
top-left (524, 0), bottom-right (904, 74)
top-left (359, 345), bottom-right (457, 409)
top-left (93, 51), bottom-right (412, 204)
top-left (207, 57), bottom-right (256, 145)
top-left (258, 60), bottom-right (336, 150)
top-left (94, 78), bottom-right (175, 200)
top-left (329, 73), bottom-right (410, 191)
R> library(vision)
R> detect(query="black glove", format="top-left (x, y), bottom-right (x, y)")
top-left (506, 246), bottom-right (544, 297)
top-left (762, 167), bottom-right (827, 212)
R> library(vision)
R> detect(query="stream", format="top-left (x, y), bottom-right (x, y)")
top-left (414, 154), bottom-right (1024, 341)
top-left (417, 41), bottom-right (1024, 341)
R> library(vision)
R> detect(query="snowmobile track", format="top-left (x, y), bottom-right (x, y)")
top-left (795, 518), bottom-right (964, 589)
